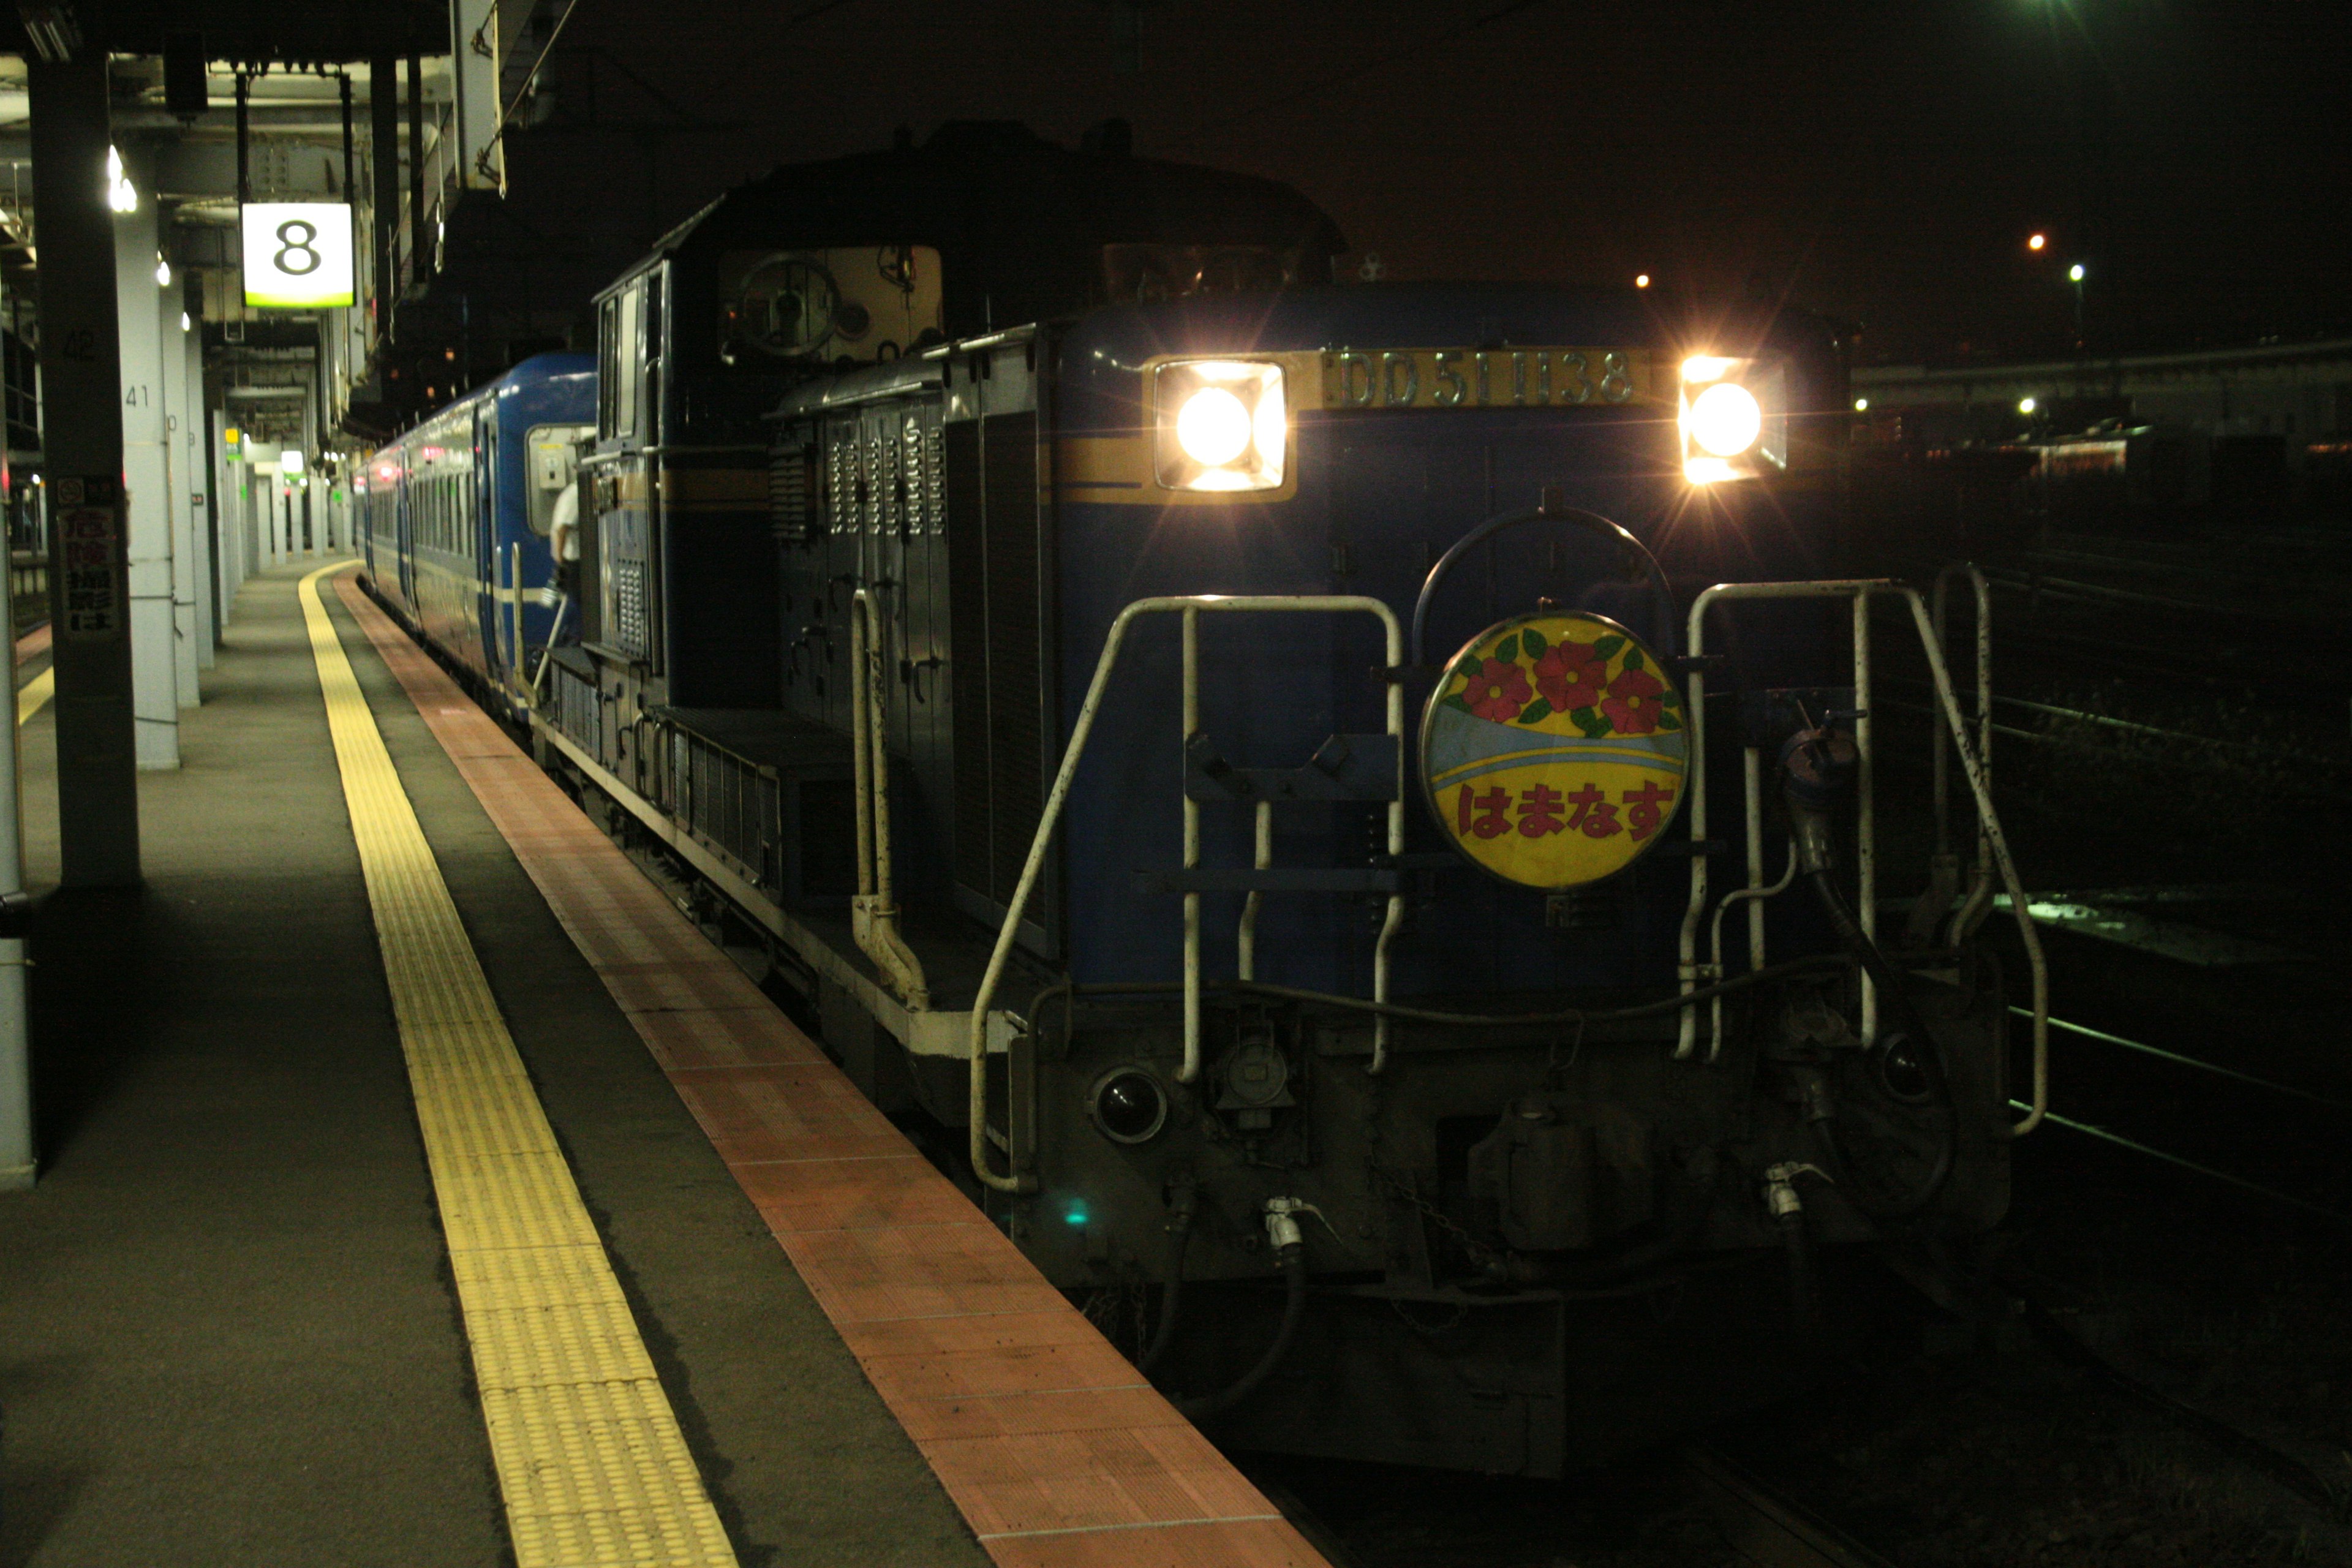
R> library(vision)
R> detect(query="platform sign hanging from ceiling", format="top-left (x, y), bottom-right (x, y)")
top-left (241, 203), bottom-right (355, 309)
top-left (1420, 611), bottom-right (1689, 889)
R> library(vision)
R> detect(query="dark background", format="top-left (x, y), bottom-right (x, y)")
top-left (458, 0), bottom-right (2350, 368)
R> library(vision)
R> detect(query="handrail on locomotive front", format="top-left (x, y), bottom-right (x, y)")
top-left (1674, 576), bottom-right (2049, 1139)
top-left (968, 595), bottom-right (1405, 1196)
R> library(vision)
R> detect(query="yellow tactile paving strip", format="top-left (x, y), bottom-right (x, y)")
top-left (334, 570), bottom-right (1330, 1568)
top-left (296, 562), bottom-right (738, 1568)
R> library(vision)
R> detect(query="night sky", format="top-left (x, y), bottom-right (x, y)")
top-left (471, 1), bottom-right (2350, 368)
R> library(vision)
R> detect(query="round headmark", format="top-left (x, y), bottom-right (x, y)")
top-left (1420, 612), bottom-right (1689, 889)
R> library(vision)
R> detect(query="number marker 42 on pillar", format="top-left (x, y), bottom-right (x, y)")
top-left (1420, 611), bottom-right (1689, 890)
top-left (241, 203), bottom-right (355, 309)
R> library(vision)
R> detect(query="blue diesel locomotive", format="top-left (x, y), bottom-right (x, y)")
top-left (358, 354), bottom-right (596, 712)
top-left (374, 124), bottom-right (2043, 1477)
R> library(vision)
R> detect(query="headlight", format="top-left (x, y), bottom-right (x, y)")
top-left (1154, 360), bottom-right (1286, 492)
top-left (1679, 354), bottom-right (1788, 485)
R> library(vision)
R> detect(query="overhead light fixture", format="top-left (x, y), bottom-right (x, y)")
top-left (156, 256), bottom-right (172, 287)
top-left (107, 146), bottom-right (137, 213)
top-left (179, 311), bottom-right (191, 331)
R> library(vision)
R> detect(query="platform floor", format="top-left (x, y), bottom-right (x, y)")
top-left (0, 562), bottom-right (1322, 1568)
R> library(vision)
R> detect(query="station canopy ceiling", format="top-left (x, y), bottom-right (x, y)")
top-left (2, 2), bottom-right (451, 65)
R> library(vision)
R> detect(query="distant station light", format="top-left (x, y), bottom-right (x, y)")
top-left (2018, 396), bottom-right (2038, 415)
top-left (1635, 273), bottom-right (1651, 288)
top-left (2068, 262), bottom-right (2086, 282)
top-left (1853, 397), bottom-right (1869, 412)
top-left (2027, 233), bottom-right (2046, 252)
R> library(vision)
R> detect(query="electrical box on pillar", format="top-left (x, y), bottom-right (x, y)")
top-left (241, 203), bottom-right (355, 308)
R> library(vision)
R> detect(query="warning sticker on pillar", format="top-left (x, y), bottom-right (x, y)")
top-left (55, 475), bottom-right (127, 641)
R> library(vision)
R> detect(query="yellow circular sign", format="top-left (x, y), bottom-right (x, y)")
top-left (1420, 612), bottom-right (1689, 889)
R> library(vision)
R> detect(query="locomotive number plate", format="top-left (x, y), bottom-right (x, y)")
top-left (1421, 611), bottom-right (1687, 890)
top-left (1322, 347), bottom-right (1654, 410)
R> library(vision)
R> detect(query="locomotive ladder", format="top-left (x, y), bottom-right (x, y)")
top-left (965, 595), bottom-right (1405, 1194)
top-left (1674, 567), bottom-right (2049, 1137)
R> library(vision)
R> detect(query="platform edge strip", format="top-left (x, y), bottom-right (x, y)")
top-left (298, 563), bottom-right (739, 1568)
top-left (331, 571), bottom-right (1335, 1568)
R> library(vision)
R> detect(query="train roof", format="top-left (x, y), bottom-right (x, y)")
top-left (601, 121), bottom-right (1345, 339)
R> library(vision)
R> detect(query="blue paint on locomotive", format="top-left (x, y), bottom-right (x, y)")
top-left (1047, 287), bottom-right (1846, 998)
top-left (360, 353), bottom-right (594, 701)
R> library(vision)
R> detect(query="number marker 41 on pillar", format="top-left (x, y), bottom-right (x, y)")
top-left (1420, 611), bottom-right (1689, 889)
top-left (241, 203), bottom-right (355, 309)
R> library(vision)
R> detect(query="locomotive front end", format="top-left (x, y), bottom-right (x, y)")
top-left (992, 287), bottom-right (2024, 1473)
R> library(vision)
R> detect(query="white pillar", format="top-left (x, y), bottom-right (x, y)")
top-left (184, 329), bottom-right (214, 666)
top-left (158, 282), bottom-right (198, 705)
top-left (111, 152), bottom-right (179, 769)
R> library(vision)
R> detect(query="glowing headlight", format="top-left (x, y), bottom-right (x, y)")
top-left (1679, 354), bottom-right (1789, 485)
top-left (1154, 360), bottom-right (1286, 492)
top-left (1686, 383), bottom-right (1762, 458)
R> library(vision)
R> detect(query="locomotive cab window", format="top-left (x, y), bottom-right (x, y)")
top-left (716, 245), bottom-right (943, 366)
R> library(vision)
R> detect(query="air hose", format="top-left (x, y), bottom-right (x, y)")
top-left (1139, 1183), bottom-right (1195, 1376)
top-left (1175, 1245), bottom-right (1309, 1421)
top-left (1781, 725), bottom-right (1960, 1219)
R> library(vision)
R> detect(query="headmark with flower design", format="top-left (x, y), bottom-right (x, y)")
top-left (1421, 610), bottom-right (1690, 891)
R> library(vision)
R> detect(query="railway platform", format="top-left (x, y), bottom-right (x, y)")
top-left (0, 561), bottom-right (1325, 1568)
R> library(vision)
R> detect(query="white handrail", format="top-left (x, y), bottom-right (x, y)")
top-left (851, 588), bottom-right (930, 1009)
top-left (967, 594), bottom-right (1404, 1194)
top-left (1672, 577), bottom-right (2049, 1137)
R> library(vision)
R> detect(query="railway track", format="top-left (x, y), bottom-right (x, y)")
top-left (1684, 1448), bottom-right (1897, 1568)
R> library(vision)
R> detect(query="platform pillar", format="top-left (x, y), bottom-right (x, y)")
top-left (28, 50), bottom-right (140, 888)
top-left (113, 148), bottom-right (181, 766)
top-left (159, 274), bottom-right (200, 701)
top-left (178, 311), bottom-right (214, 668)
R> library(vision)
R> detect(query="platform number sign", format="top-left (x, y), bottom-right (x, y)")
top-left (241, 203), bottom-right (354, 309)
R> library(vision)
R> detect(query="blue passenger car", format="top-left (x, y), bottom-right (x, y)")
top-left (358, 354), bottom-right (595, 712)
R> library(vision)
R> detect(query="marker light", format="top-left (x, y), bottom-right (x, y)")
top-left (1678, 353), bottom-right (1789, 486)
top-left (1089, 1068), bottom-right (1169, 1144)
top-left (1153, 360), bottom-right (1287, 492)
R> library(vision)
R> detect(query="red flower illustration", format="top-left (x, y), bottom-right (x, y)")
top-left (1599, 666), bottom-right (1668, 734)
top-left (1532, 640), bottom-right (1609, 713)
top-left (1461, 657), bottom-right (1532, 722)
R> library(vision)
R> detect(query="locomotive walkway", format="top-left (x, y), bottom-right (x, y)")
top-left (0, 562), bottom-right (1325, 1568)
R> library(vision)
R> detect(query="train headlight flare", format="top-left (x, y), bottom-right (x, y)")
top-left (1678, 353), bottom-right (1788, 486)
top-left (1154, 359), bottom-right (1286, 492)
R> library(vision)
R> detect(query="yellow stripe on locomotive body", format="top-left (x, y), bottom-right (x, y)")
top-left (1055, 345), bottom-right (1670, 505)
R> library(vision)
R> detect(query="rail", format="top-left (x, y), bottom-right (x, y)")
top-left (967, 594), bottom-right (1404, 1195)
top-left (1674, 578), bottom-right (2049, 1138)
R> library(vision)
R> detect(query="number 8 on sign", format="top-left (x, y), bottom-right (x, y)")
top-left (241, 202), bottom-right (354, 308)
top-left (274, 220), bottom-right (322, 277)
